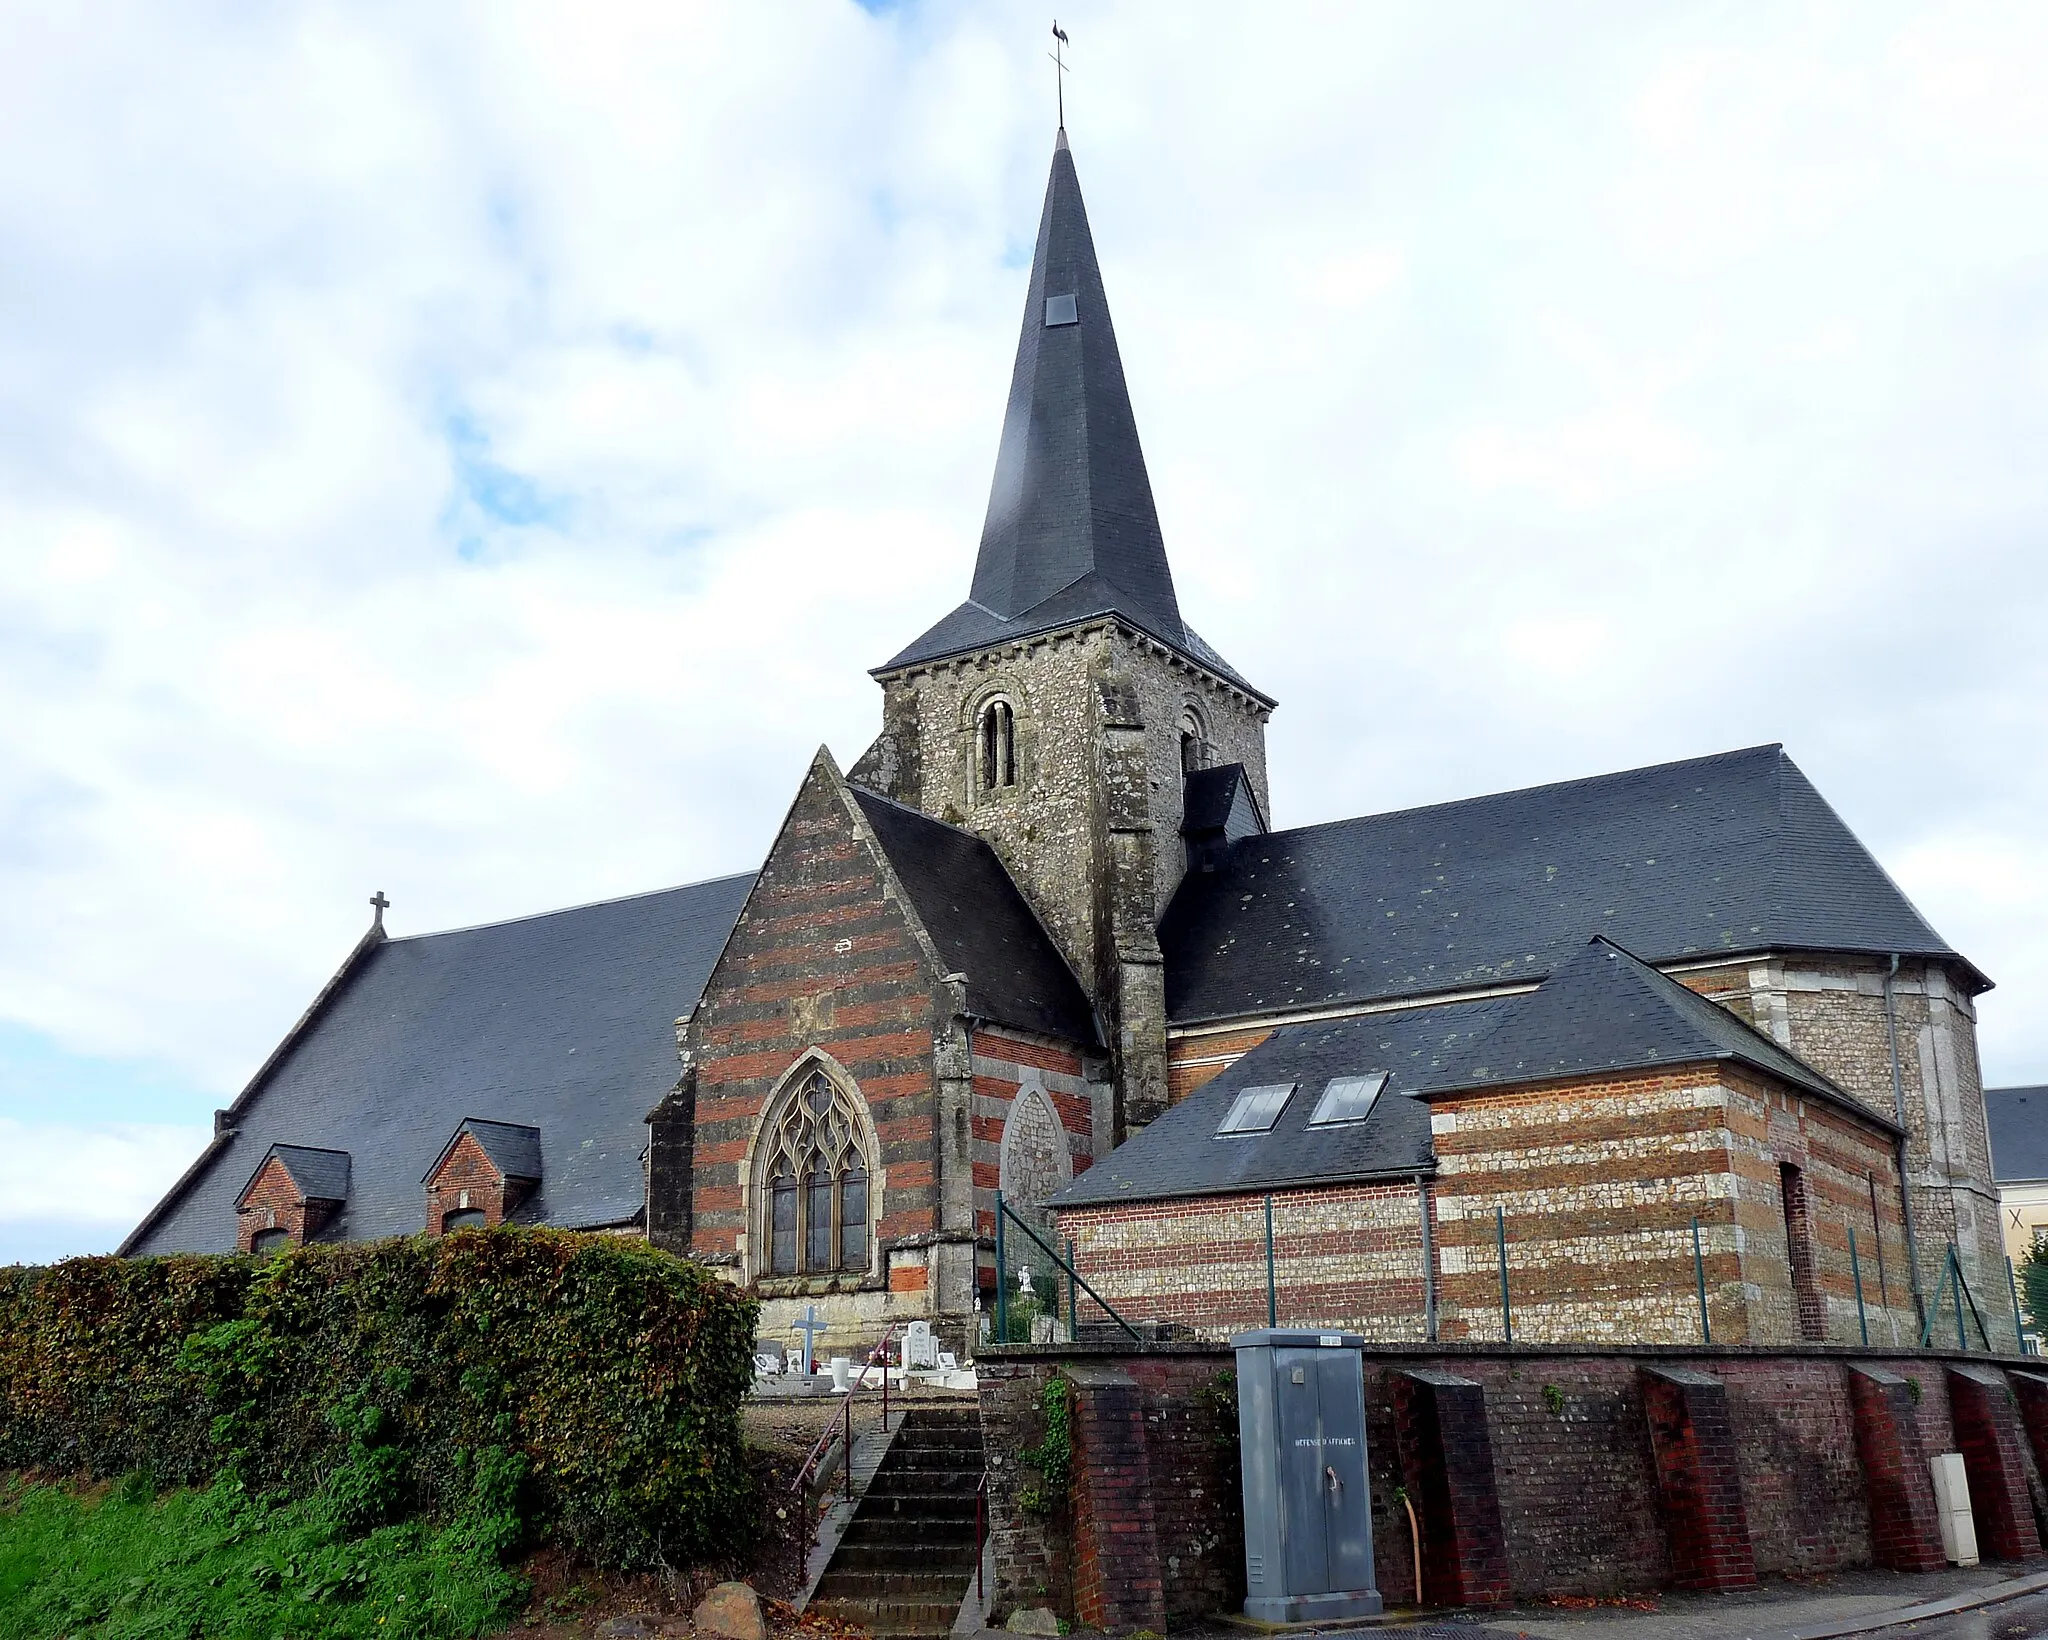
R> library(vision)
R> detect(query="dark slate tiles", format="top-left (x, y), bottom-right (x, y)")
top-left (1411, 936), bottom-right (1865, 1114)
top-left (1161, 744), bottom-right (1971, 1026)
top-left (128, 872), bottom-right (754, 1254)
top-left (849, 785), bottom-right (1098, 1047)
top-left (442, 1118), bottom-right (544, 1183)
top-left (246, 1144), bottom-right (351, 1204)
top-left (876, 135), bottom-right (1265, 703)
top-left (1987, 1086), bottom-right (2048, 1184)
top-left (1052, 1000), bottom-right (1508, 1207)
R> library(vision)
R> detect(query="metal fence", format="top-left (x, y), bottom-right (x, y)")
top-left (990, 1190), bottom-right (2033, 1354)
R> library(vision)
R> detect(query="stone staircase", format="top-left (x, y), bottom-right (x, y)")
top-left (807, 1406), bottom-right (986, 1638)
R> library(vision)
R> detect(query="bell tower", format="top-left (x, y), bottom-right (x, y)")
top-left (852, 130), bottom-right (1274, 1135)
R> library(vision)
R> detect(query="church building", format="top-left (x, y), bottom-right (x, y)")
top-left (124, 131), bottom-right (2010, 1356)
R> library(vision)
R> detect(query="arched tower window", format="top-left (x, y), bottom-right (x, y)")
top-left (1179, 705), bottom-right (1208, 774)
top-left (979, 698), bottom-right (1016, 790)
top-left (755, 1066), bottom-right (874, 1278)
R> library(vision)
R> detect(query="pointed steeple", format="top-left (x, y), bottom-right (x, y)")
top-left (969, 131), bottom-right (1182, 643)
top-left (879, 132), bottom-right (1268, 695)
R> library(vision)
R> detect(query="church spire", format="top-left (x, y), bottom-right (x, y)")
top-left (968, 132), bottom-right (1185, 647)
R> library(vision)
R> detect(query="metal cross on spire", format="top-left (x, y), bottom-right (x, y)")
top-left (1050, 20), bottom-right (1070, 130)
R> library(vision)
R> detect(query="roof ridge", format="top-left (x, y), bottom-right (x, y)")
top-left (385, 870), bottom-right (756, 944)
top-left (1584, 935), bottom-right (1854, 1096)
top-left (845, 781), bottom-right (990, 844)
top-left (1237, 743), bottom-right (1791, 847)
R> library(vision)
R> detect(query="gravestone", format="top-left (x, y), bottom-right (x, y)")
top-left (902, 1319), bottom-right (939, 1371)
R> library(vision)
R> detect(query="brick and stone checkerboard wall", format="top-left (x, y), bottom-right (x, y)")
top-left (1433, 1064), bottom-right (1916, 1347)
top-left (1057, 1181), bottom-right (1429, 1342)
top-left (1051, 1061), bottom-right (1919, 1349)
top-left (978, 1342), bottom-right (2048, 1626)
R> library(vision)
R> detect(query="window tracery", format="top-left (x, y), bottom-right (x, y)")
top-left (756, 1066), bottom-right (873, 1278)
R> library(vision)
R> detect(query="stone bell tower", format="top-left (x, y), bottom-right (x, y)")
top-left (851, 129), bottom-right (1274, 1136)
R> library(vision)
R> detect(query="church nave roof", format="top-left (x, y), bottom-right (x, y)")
top-left (1160, 742), bottom-right (1977, 1028)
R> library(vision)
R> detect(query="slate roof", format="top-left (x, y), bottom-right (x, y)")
top-left (125, 872), bottom-right (754, 1255)
top-left (1182, 763), bottom-right (1266, 841)
top-left (1161, 744), bottom-right (1978, 1026)
top-left (1987, 1086), bottom-right (2048, 1183)
top-left (429, 1118), bottom-right (544, 1184)
top-left (850, 785), bottom-right (1099, 1047)
top-left (237, 1143), bottom-right (352, 1206)
top-left (1052, 1001), bottom-right (1505, 1206)
top-left (879, 134), bottom-right (1264, 703)
top-left (1055, 934), bottom-right (1889, 1210)
top-left (1410, 937), bottom-right (1877, 1120)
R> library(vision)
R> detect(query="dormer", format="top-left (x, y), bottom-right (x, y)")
top-left (235, 1144), bottom-right (351, 1253)
top-left (424, 1118), bottom-right (542, 1233)
top-left (1181, 762), bottom-right (1267, 874)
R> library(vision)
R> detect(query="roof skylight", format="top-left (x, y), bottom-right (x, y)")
top-left (1216, 1083), bottom-right (1296, 1136)
top-left (1308, 1072), bottom-right (1389, 1128)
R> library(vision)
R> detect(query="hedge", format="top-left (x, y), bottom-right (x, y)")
top-left (0, 1228), bottom-right (759, 1569)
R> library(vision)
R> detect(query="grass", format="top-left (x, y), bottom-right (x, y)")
top-left (0, 1472), bottom-right (525, 1640)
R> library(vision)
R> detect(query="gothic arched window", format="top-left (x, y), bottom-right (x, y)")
top-left (756, 1066), bottom-right (874, 1278)
top-left (978, 698), bottom-right (1016, 791)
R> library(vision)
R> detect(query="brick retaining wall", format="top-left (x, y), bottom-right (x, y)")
top-left (978, 1342), bottom-right (2048, 1629)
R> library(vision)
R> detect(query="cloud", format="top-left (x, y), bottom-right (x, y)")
top-left (2, 1), bottom-right (2046, 1268)
top-left (0, 1118), bottom-right (209, 1240)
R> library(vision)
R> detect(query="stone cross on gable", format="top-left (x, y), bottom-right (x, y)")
top-left (370, 890), bottom-right (390, 933)
top-left (791, 1304), bottom-right (826, 1374)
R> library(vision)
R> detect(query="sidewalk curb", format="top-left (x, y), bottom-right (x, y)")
top-left (1775, 1567), bottom-right (2048, 1640)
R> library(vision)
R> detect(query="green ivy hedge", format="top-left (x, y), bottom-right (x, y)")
top-left (0, 1228), bottom-right (758, 1569)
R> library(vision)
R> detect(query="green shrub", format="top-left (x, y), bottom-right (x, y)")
top-left (0, 1228), bottom-right (758, 1570)
top-left (2021, 1242), bottom-right (2048, 1340)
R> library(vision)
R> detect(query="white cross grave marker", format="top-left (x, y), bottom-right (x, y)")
top-left (792, 1305), bottom-right (826, 1375)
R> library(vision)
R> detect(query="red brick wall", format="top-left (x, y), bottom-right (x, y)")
top-left (236, 1155), bottom-right (313, 1251)
top-left (1640, 1367), bottom-right (1758, 1590)
top-left (1166, 1027), bottom-right (1272, 1103)
top-left (972, 1029), bottom-right (1091, 1245)
top-left (424, 1131), bottom-right (520, 1231)
top-left (234, 1156), bottom-right (342, 1250)
top-left (687, 763), bottom-right (944, 1280)
top-left (1066, 1368), bottom-right (1166, 1631)
top-left (981, 1343), bottom-right (2043, 1622)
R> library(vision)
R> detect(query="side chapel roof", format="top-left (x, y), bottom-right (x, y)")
top-left (1055, 935), bottom-right (1890, 1210)
top-left (1407, 936), bottom-right (1876, 1118)
top-left (124, 872), bottom-right (754, 1255)
top-left (1161, 744), bottom-right (1979, 1026)
top-left (879, 133), bottom-right (1262, 701)
top-left (849, 785), bottom-right (1099, 1047)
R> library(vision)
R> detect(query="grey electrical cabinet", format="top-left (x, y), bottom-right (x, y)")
top-left (1231, 1329), bottom-right (1382, 1622)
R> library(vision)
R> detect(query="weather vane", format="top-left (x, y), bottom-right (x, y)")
top-left (1050, 21), bottom-right (1070, 130)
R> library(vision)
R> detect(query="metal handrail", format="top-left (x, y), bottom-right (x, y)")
top-left (790, 1319), bottom-right (908, 1500)
top-left (995, 1192), bottom-right (1143, 1343)
top-left (975, 1470), bottom-right (988, 1604)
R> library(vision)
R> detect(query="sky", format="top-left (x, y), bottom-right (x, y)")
top-left (3, 1), bottom-right (2046, 1266)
